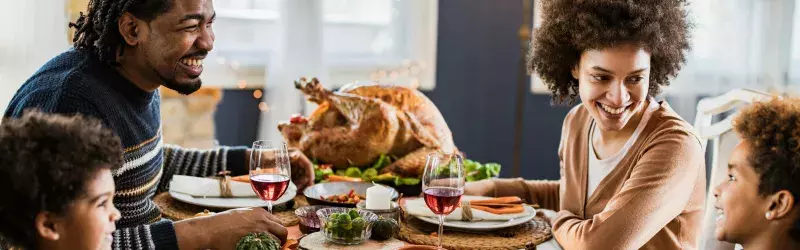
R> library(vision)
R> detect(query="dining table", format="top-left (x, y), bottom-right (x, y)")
top-left (153, 191), bottom-right (554, 250)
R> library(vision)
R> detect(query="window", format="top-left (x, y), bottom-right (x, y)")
top-left (227, 0), bottom-right (439, 141)
top-left (204, 0), bottom-right (437, 90)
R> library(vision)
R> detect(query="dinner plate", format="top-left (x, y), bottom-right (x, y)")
top-left (411, 195), bottom-right (536, 231)
top-left (169, 182), bottom-right (297, 209)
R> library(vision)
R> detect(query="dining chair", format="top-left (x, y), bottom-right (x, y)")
top-left (693, 88), bottom-right (773, 250)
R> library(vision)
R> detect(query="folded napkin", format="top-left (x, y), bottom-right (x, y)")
top-left (169, 175), bottom-right (257, 197)
top-left (404, 196), bottom-right (532, 221)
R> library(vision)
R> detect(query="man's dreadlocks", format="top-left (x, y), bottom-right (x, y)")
top-left (69, 0), bottom-right (174, 65)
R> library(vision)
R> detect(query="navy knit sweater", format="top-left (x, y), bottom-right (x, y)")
top-left (4, 49), bottom-right (248, 250)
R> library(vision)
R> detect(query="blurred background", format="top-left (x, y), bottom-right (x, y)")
top-left (1, 0), bottom-right (798, 181)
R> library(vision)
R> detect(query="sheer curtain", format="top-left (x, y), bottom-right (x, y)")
top-left (672, 0), bottom-right (795, 96)
top-left (206, 0), bottom-right (438, 141)
top-left (663, 0), bottom-right (795, 120)
top-left (0, 0), bottom-right (69, 114)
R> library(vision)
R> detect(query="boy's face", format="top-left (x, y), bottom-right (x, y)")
top-left (712, 141), bottom-right (769, 243)
top-left (45, 168), bottom-right (120, 250)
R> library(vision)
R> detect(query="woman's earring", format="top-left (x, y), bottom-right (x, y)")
top-left (765, 212), bottom-right (772, 219)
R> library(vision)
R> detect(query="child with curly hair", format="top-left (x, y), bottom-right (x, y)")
top-left (714, 97), bottom-right (800, 250)
top-left (0, 110), bottom-right (122, 250)
top-left (465, 0), bottom-right (705, 249)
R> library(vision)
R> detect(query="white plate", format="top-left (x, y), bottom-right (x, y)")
top-left (169, 182), bottom-right (297, 209)
top-left (412, 195), bottom-right (536, 231)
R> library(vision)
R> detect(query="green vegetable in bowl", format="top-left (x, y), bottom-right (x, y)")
top-left (235, 232), bottom-right (280, 250)
top-left (323, 209), bottom-right (368, 244)
top-left (348, 209), bottom-right (360, 219)
top-left (352, 217), bottom-right (366, 232)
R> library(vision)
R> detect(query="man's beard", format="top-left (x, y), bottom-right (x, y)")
top-left (159, 73), bottom-right (202, 95)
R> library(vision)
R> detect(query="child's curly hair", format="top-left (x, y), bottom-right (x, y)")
top-left (733, 97), bottom-right (800, 240)
top-left (528, 0), bottom-right (692, 104)
top-left (0, 110), bottom-right (123, 250)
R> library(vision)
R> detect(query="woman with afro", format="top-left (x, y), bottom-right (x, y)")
top-left (714, 97), bottom-right (800, 250)
top-left (465, 0), bottom-right (705, 249)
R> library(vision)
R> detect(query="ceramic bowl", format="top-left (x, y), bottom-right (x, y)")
top-left (304, 182), bottom-right (399, 207)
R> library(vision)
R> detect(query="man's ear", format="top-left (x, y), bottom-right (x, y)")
top-left (118, 12), bottom-right (140, 46)
top-left (34, 212), bottom-right (61, 241)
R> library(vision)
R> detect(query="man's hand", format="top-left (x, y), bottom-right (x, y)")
top-left (174, 207), bottom-right (288, 250)
top-left (288, 148), bottom-right (315, 191)
top-left (244, 148), bottom-right (315, 191)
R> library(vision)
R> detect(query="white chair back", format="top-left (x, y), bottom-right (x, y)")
top-left (694, 88), bottom-right (773, 250)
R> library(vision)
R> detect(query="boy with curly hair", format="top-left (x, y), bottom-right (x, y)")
top-left (714, 97), bottom-right (800, 250)
top-left (466, 0), bottom-right (705, 249)
top-left (0, 110), bottom-right (122, 250)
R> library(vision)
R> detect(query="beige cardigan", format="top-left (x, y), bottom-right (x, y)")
top-left (467, 101), bottom-right (706, 250)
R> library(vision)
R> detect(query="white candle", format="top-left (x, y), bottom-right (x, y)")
top-left (366, 184), bottom-right (391, 210)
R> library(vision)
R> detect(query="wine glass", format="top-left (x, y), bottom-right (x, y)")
top-left (249, 140), bottom-right (292, 213)
top-left (422, 152), bottom-right (465, 249)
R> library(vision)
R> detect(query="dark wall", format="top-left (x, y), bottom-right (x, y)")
top-left (424, 0), bottom-right (570, 180)
top-left (215, 89), bottom-right (261, 147)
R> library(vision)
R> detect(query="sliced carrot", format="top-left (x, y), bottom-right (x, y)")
top-left (231, 175), bottom-right (250, 183)
top-left (470, 204), bottom-right (524, 214)
top-left (464, 203), bottom-right (519, 207)
top-left (326, 174), bottom-right (362, 182)
top-left (469, 196), bottom-right (523, 205)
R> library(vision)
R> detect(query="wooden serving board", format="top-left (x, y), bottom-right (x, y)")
top-left (298, 232), bottom-right (405, 250)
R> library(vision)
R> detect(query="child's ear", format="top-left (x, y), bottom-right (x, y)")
top-left (35, 212), bottom-right (61, 241)
top-left (766, 190), bottom-right (795, 220)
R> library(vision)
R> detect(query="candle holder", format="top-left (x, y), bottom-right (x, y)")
top-left (357, 200), bottom-right (401, 222)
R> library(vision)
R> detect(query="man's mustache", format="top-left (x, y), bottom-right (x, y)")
top-left (182, 51), bottom-right (208, 59)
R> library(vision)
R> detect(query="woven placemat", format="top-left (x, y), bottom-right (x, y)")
top-left (398, 215), bottom-right (552, 250)
top-left (153, 192), bottom-right (301, 226)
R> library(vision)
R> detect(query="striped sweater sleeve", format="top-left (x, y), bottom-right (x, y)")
top-left (157, 144), bottom-right (248, 192)
top-left (112, 220), bottom-right (177, 250)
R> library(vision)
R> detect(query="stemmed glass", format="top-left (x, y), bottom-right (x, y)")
top-left (249, 140), bottom-right (291, 213)
top-left (422, 152), bottom-right (465, 249)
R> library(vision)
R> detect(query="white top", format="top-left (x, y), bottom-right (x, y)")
top-left (587, 100), bottom-right (659, 198)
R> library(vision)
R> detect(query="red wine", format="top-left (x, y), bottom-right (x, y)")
top-left (423, 187), bottom-right (463, 215)
top-left (250, 174), bottom-right (290, 201)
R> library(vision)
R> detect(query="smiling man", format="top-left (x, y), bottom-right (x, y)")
top-left (3, 0), bottom-right (313, 249)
